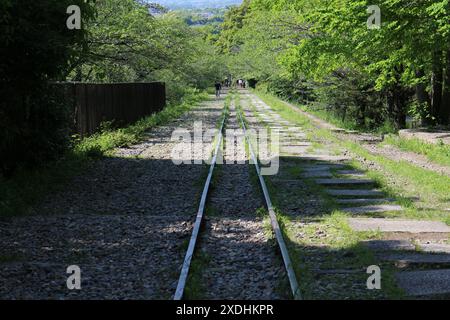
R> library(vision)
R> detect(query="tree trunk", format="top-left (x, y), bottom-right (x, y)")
top-left (431, 51), bottom-right (443, 123)
top-left (440, 49), bottom-right (450, 125)
top-left (395, 88), bottom-right (407, 128)
top-left (386, 68), bottom-right (407, 129)
top-left (415, 70), bottom-right (430, 125)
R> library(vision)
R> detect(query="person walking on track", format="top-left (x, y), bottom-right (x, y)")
top-left (215, 81), bottom-right (222, 98)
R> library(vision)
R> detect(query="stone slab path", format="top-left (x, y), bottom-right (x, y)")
top-left (396, 269), bottom-right (450, 297)
top-left (348, 218), bottom-right (450, 233)
top-left (343, 205), bottom-right (403, 214)
top-left (381, 253), bottom-right (450, 265)
top-left (326, 189), bottom-right (384, 197)
top-left (421, 243), bottom-right (450, 254)
top-left (316, 178), bottom-right (375, 185)
top-left (246, 91), bottom-right (450, 299)
top-left (336, 198), bottom-right (395, 205)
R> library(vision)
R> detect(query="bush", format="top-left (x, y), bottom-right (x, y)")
top-left (0, 0), bottom-right (94, 176)
top-left (0, 85), bottom-right (73, 175)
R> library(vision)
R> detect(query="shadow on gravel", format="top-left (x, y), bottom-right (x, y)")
top-left (0, 156), bottom-right (211, 300)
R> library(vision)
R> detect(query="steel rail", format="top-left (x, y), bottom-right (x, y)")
top-left (173, 102), bottom-right (227, 300)
top-left (237, 106), bottom-right (302, 300)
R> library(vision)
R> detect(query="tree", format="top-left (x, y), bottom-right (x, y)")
top-left (0, 0), bottom-right (95, 175)
top-left (222, 0), bottom-right (450, 128)
top-left (71, 0), bottom-right (228, 102)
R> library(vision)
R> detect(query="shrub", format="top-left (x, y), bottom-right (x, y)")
top-left (0, 0), bottom-right (94, 176)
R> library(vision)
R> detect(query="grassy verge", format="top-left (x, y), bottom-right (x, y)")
top-left (383, 134), bottom-right (450, 167)
top-left (246, 91), bottom-right (448, 298)
top-left (0, 90), bottom-right (208, 218)
top-left (300, 104), bottom-right (358, 131)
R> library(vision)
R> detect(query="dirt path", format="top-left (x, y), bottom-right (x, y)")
top-left (361, 143), bottom-right (450, 177)
top-left (0, 96), bottom-right (224, 300)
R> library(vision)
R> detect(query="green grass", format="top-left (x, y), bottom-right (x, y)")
top-left (300, 105), bottom-right (360, 131)
top-left (183, 249), bottom-right (211, 300)
top-left (383, 134), bottom-right (450, 167)
top-left (0, 90), bottom-right (208, 218)
top-left (343, 142), bottom-right (450, 206)
top-left (239, 92), bottom-right (390, 298)
top-left (75, 90), bottom-right (208, 157)
top-left (245, 90), bottom-right (450, 298)
top-left (254, 91), bottom-right (450, 222)
top-left (278, 96), bottom-right (398, 134)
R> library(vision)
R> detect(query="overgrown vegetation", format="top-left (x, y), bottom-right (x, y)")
top-left (255, 91), bottom-right (450, 223)
top-left (0, 0), bottom-right (95, 176)
top-left (1, 0), bottom-right (232, 216)
top-left (217, 0), bottom-right (450, 131)
top-left (1, 0), bottom-right (229, 178)
top-left (73, 0), bottom-right (228, 103)
top-left (383, 135), bottom-right (450, 167)
top-left (75, 89), bottom-right (207, 157)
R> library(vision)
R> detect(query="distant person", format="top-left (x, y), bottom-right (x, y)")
top-left (215, 81), bottom-right (222, 98)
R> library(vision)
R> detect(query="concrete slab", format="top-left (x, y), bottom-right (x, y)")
top-left (282, 134), bottom-right (307, 140)
top-left (281, 142), bottom-right (313, 147)
top-left (348, 218), bottom-right (450, 233)
top-left (336, 170), bottom-right (366, 176)
top-left (303, 168), bottom-right (334, 174)
top-left (344, 205), bottom-right (403, 214)
top-left (302, 171), bottom-right (333, 178)
top-left (421, 243), bottom-right (450, 254)
top-left (336, 198), bottom-right (395, 205)
top-left (271, 178), bottom-right (302, 184)
top-left (396, 269), bottom-right (450, 296)
top-left (315, 178), bottom-right (375, 185)
top-left (381, 253), bottom-right (450, 265)
top-left (281, 146), bottom-right (309, 154)
top-left (363, 240), bottom-right (416, 251)
top-left (300, 155), bottom-right (351, 162)
top-left (326, 189), bottom-right (384, 197)
top-left (302, 164), bottom-right (345, 170)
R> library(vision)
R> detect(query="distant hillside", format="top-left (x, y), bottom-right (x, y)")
top-left (151, 0), bottom-right (242, 9)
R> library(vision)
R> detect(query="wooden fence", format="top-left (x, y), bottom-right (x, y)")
top-left (57, 82), bottom-right (166, 137)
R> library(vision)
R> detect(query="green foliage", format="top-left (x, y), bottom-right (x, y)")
top-left (219, 0), bottom-right (450, 129)
top-left (72, 0), bottom-right (228, 103)
top-left (174, 8), bottom-right (226, 26)
top-left (216, 0), bottom-right (251, 54)
top-left (0, 0), bottom-right (95, 175)
top-left (1, 0), bottom-right (228, 176)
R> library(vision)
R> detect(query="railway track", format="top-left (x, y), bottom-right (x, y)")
top-left (174, 91), bottom-right (301, 300)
